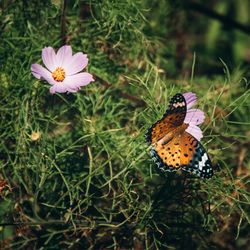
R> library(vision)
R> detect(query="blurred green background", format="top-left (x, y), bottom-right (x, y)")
top-left (0, 0), bottom-right (249, 249)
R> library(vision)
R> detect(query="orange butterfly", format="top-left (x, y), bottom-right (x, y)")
top-left (145, 92), bottom-right (213, 178)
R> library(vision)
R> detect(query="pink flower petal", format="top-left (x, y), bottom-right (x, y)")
top-left (49, 83), bottom-right (69, 94)
top-left (184, 109), bottom-right (205, 125)
top-left (56, 45), bottom-right (73, 67)
top-left (183, 92), bottom-right (197, 109)
top-left (49, 73), bottom-right (94, 94)
top-left (31, 64), bottom-right (56, 85)
top-left (64, 52), bottom-right (89, 75)
top-left (32, 71), bottom-right (42, 79)
top-left (32, 46), bottom-right (94, 94)
top-left (42, 47), bottom-right (57, 72)
top-left (185, 124), bottom-right (203, 141)
top-left (63, 72), bottom-right (94, 89)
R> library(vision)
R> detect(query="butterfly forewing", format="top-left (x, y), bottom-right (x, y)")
top-left (145, 93), bottom-right (187, 144)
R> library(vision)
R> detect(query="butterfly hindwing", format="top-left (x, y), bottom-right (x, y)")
top-left (145, 93), bottom-right (187, 144)
top-left (151, 134), bottom-right (181, 172)
top-left (152, 131), bottom-right (213, 178)
top-left (180, 132), bottom-right (213, 178)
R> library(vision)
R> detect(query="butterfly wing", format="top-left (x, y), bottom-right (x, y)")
top-left (145, 93), bottom-right (187, 144)
top-left (152, 131), bottom-right (213, 178)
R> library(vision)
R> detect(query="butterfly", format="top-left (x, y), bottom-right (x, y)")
top-left (145, 92), bottom-right (213, 178)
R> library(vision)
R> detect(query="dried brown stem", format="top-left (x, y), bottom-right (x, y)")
top-left (60, 0), bottom-right (67, 45)
top-left (185, 1), bottom-right (250, 35)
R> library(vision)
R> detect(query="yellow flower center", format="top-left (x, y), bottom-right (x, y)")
top-left (52, 67), bottom-right (65, 82)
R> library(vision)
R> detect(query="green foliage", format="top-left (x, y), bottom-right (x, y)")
top-left (0, 0), bottom-right (249, 249)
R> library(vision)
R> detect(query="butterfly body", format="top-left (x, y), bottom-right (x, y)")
top-left (146, 93), bottom-right (213, 179)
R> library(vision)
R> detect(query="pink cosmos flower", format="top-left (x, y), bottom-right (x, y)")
top-left (183, 92), bottom-right (205, 141)
top-left (31, 45), bottom-right (94, 94)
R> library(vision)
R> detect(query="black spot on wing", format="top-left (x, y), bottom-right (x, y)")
top-left (149, 148), bottom-right (179, 173)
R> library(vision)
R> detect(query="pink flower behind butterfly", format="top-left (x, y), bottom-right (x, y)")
top-left (31, 45), bottom-right (94, 94)
top-left (183, 92), bottom-right (205, 141)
